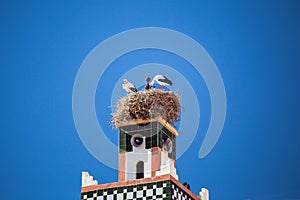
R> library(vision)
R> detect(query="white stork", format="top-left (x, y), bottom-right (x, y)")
top-left (122, 79), bottom-right (137, 93)
top-left (150, 75), bottom-right (173, 89)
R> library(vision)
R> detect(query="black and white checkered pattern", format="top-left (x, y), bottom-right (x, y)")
top-left (81, 181), bottom-right (169, 200)
top-left (171, 183), bottom-right (194, 200)
top-left (81, 180), bottom-right (197, 200)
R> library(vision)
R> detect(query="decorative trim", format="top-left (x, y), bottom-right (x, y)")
top-left (81, 174), bottom-right (199, 200)
top-left (116, 117), bottom-right (178, 136)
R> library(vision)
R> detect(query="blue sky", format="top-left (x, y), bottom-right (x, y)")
top-left (1, 1), bottom-right (300, 199)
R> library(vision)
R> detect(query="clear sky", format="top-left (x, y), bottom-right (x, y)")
top-left (1, 1), bottom-right (300, 199)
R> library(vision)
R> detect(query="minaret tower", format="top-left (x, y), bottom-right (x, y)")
top-left (80, 89), bottom-right (209, 200)
top-left (118, 118), bottom-right (178, 181)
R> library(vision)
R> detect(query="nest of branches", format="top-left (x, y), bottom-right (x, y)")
top-left (110, 90), bottom-right (181, 127)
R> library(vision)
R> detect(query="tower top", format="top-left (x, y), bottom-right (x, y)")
top-left (80, 79), bottom-right (209, 200)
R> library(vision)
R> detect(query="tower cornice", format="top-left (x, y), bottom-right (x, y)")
top-left (116, 117), bottom-right (178, 136)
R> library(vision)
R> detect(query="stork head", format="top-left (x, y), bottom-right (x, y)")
top-left (145, 77), bottom-right (151, 83)
top-left (123, 79), bottom-right (127, 84)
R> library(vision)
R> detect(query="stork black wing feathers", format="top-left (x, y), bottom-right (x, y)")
top-left (158, 77), bottom-right (173, 86)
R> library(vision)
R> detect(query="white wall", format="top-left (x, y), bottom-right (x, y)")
top-left (125, 136), bottom-right (152, 180)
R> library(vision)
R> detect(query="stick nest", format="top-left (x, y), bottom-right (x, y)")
top-left (110, 90), bottom-right (181, 127)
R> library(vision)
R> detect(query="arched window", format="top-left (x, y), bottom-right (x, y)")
top-left (136, 161), bottom-right (144, 179)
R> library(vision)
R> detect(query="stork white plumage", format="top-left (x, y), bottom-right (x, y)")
top-left (122, 79), bottom-right (137, 93)
top-left (150, 75), bottom-right (173, 89)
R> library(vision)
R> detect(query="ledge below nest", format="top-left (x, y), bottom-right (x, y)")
top-left (110, 90), bottom-right (181, 127)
